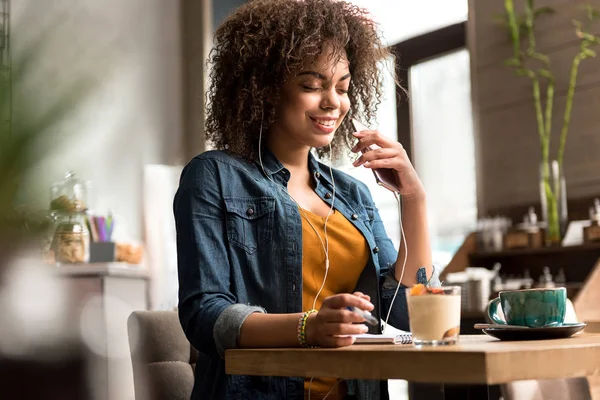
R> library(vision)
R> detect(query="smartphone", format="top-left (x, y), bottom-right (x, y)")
top-left (351, 119), bottom-right (401, 193)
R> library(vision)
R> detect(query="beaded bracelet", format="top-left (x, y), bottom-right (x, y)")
top-left (297, 309), bottom-right (317, 348)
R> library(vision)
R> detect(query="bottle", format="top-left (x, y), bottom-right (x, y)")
top-left (50, 171), bottom-right (90, 214)
top-left (49, 171), bottom-right (92, 264)
top-left (52, 214), bottom-right (90, 264)
top-left (526, 207), bottom-right (543, 248)
top-left (538, 267), bottom-right (555, 288)
top-left (584, 199), bottom-right (600, 243)
top-left (522, 269), bottom-right (533, 289)
top-left (555, 268), bottom-right (567, 286)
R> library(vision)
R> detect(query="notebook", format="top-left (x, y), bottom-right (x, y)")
top-left (353, 331), bottom-right (412, 345)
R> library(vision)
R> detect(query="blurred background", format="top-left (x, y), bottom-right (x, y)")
top-left (1, 0), bottom-right (600, 399)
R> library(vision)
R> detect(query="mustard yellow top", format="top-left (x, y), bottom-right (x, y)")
top-left (300, 207), bottom-right (369, 399)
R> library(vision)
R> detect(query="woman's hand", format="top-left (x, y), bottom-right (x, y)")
top-left (351, 129), bottom-right (426, 202)
top-left (305, 292), bottom-right (373, 347)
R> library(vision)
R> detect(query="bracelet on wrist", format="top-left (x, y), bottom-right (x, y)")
top-left (297, 309), bottom-right (317, 348)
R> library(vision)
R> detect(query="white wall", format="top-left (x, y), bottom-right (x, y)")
top-left (10, 2), bottom-right (186, 399)
top-left (12, 0), bottom-right (184, 242)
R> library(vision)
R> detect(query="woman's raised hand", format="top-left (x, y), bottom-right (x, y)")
top-left (351, 129), bottom-right (426, 202)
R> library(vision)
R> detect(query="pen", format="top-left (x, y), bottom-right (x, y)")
top-left (347, 307), bottom-right (379, 326)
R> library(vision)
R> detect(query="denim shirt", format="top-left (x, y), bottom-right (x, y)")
top-left (174, 149), bottom-right (420, 400)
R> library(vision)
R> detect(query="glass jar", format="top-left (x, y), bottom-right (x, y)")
top-left (50, 171), bottom-right (91, 215)
top-left (52, 215), bottom-right (90, 264)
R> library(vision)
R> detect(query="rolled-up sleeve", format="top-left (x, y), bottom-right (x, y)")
top-left (174, 158), bottom-right (265, 359)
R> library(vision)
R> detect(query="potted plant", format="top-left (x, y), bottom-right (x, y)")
top-left (500, 0), bottom-right (600, 245)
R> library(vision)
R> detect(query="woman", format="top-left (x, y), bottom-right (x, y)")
top-left (174, 0), bottom-right (434, 399)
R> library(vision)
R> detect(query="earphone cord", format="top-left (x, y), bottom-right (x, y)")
top-left (258, 126), bottom-right (336, 311)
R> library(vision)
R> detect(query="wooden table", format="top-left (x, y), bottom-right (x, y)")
top-left (226, 334), bottom-right (600, 386)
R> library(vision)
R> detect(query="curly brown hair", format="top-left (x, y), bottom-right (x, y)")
top-left (205, 0), bottom-right (395, 161)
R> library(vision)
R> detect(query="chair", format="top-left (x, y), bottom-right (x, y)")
top-left (500, 299), bottom-right (591, 400)
top-left (127, 310), bottom-right (198, 400)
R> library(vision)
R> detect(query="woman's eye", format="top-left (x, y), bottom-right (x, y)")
top-left (302, 85), bottom-right (320, 92)
top-left (337, 88), bottom-right (349, 94)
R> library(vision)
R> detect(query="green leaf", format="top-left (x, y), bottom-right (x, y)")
top-left (530, 51), bottom-right (550, 63)
top-left (582, 48), bottom-right (597, 57)
top-left (538, 68), bottom-right (554, 79)
top-left (504, 58), bottom-right (521, 67)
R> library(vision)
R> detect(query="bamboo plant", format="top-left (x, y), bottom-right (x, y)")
top-left (501, 0), bottom-right (600, 244)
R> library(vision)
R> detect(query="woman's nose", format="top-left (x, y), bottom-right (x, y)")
top-left (320, 88), bottom-right (341, 110)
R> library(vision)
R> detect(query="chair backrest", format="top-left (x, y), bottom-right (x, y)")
top-left (127, 310), bottom-right (198, 400)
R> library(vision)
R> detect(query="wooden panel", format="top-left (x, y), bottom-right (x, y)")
top-left (478, 46), bottom-right (600, 112)
top-left (181, 0), bottom-right (212, 160)
top-left (474, 0), bottom-right (597, 70)
top-left (478, 87), bottom-right (600, 212)
top-left (226, 334), bottom-right (600, 384)
top-left (471, 0), bottom-right (600, 216)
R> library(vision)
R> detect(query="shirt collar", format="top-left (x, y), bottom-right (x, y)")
top-left (307, 151), bottom-right (334, 187)
top-left (255, 148), bottom-right (334, 186)
top-left (255, 147), bottom-right (286, 176)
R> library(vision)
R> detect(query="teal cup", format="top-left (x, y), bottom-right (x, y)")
top-left (486, 287), bottom-right (567, 328)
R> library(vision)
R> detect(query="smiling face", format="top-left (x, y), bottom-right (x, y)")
top-left (268, 48), bottom-right (351, 154)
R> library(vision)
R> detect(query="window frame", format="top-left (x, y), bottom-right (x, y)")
top-left (391, 22), bottom-right (467, 162)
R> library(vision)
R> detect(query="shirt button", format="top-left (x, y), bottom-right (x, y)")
top-left (351, 214), bottom-right (358, 220)
top-left (246, 207), bottom-right (255, 216)
top-left (373, 247), bottom-right (380, 253)
top-left (315, 172), bottom-right (321, 179)
top-left (325, 192), bottom-right (332, 199)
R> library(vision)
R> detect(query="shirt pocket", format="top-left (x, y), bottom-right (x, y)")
top-left (224, 196), bottom-right (275, 254)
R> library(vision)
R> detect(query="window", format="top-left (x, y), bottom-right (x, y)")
top-left (343, 0), bottom-right (475, 273)
top-left (334, 56), bottom-right (401, 248)
top-left (410, 49), bottom-right (477, 267)
top-left (347, 0), bottom-right (467, 45)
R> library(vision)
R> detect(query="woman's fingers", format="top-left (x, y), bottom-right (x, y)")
top-left (352, 147), bottom-right (406, 168)
top-left (321, 293), bottom-right (373, 311)
top-left (317, 308), bottom-right (365, 323)
top-left (311, 293), bottom-right (375, 348)
top-left (352, 291), bottom-right (371, 302)
top-left (319, 335), bottom-right (356, 348)
top-left (321, 322), bottom-right (368, 336)
top-left (351, 130), bottom-right (400, 153)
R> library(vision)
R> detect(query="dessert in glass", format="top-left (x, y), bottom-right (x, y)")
top-left (406, 285), bottom-right (461, 347)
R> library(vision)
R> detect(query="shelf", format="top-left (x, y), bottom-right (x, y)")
top-left (468, 243), bottom-right (600, 284)
top-left (470, 242), bottom-right (600, 260)
top-left (54, 262), bottom-right (148, 279)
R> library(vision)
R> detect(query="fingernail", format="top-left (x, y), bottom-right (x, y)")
top-left (362, 325), bottom-right (369, 332)
top-left (352, 131), bottom-right (361, 137)
top-left (352, 160), bottom-right (359, 167)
